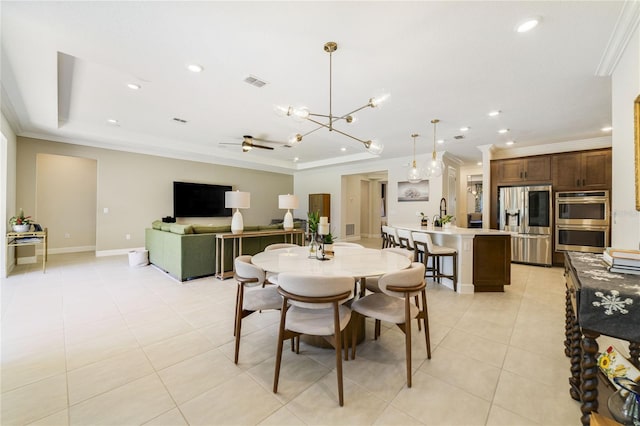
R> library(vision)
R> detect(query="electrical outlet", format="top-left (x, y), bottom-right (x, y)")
top-left (64, 233), bottom-right (70, 239)
top-left (103, 207), bottom-right (109, 214)
top-left (125, 234), bottom-right (131, 240)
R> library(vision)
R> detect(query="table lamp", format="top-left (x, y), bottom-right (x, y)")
top-left (278, 194), bottom-right (299, 231)
top-left (225, 190), bottom-right (250, 234)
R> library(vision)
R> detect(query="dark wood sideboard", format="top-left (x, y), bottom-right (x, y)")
top-left (564, 252), bottom-right (640, 425)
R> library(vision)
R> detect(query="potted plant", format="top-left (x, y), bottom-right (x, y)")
top-left (9, 208), bottom-right (33, 232)
top-left (440, 214), bottom-right (455, 228)
top-left (417, 211), bottom-right (429, 226)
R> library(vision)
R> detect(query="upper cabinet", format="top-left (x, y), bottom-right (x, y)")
top-left (552, 149), bottom-right (611, 191)
top-left (496, 156), bottom-right (551, 184)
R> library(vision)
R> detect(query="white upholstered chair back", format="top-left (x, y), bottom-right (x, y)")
top-left (411, 232), bottom-right (435, 253)
top-left (234, 255), bottom-right (266, 285)
top-left (379, 262), bottom-right (426, 298)
top-left (264, 243), bottom-right (298, 251)
top-left (277, 273), bottom-right (354, 309)
top-left (396, 228), bottom-right (414, 250)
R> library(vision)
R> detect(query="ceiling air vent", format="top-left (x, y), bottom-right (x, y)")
top-left (244, 75), bottom-right (267, 88)
top-left (172, 117), bottom-right (188, 124)
top-left (453, 135), bottom-right (465, 140)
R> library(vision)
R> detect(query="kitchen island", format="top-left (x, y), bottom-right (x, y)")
top-left (392, 223), bottom-right (513, 293)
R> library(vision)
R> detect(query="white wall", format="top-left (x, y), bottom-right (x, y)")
top-left (611, 23), bottom-right (640, 249)
top-left (1, 111), bottom-right (17, 275)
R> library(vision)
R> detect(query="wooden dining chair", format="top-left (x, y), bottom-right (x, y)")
top-left (273, 273), bottom-right (355, 406)
top-left (233, 255), bottom-right (282, 364)
top-left (350, 262), bottom-right (431, 388)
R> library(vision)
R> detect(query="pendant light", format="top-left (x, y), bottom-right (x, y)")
top-left (425, 119), bottom-right (444, 178)
top-left (407, 133), bottom-right (422, 183)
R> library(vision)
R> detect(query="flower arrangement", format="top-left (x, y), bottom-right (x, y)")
top-left (9, 208), bottom-right (33, 226)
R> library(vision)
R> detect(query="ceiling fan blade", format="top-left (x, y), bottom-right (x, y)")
top-left (251, 144), bottom-right (274, 150)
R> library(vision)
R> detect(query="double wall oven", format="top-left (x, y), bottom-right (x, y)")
top-left (555, 190), bottom-right (610, 253)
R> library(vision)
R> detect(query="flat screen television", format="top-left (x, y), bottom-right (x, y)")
top-left (173, 182), bottom-right (232, 218)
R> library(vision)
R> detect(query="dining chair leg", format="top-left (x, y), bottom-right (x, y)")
top-left (374, 319), bottom-right (381, 340)
top-left (333, 302), bottom-right (344, 406)
top-left (234, 286), bottom-right (245, 364)
top-left (414, 295), bottom-right (422, 331)
top-left (421, 289), bottom-right (431, 359)
top-left (273, 299), bottom-right (289, 394)
top-left (404, 295), bottom-right (413, 388)
top-left (351, 312), bottom-right (358, 360)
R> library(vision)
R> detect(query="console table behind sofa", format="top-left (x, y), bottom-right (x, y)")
top-left (145, 222), bottom-right (303, 281)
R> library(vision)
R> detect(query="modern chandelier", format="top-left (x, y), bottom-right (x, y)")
top-left (275, 41), bottom-right (389, 155)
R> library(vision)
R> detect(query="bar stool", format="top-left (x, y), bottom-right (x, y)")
top-left (412, 232), bottom-right (458, 292)
top-left (382, 225), bottom-right (399, 248)
top-left (396, 228), bottom-right (417, 261)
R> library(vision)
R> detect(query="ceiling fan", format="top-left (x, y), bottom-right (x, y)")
top-left (219, 135), bottom-right (286, 152)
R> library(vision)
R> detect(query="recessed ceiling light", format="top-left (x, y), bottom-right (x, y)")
top-left (498, 128), bottom-right (509, 134)
top-left (340, 147), bottom-right (347, 152)
top-left (506, 140), bottom-right (515, 146)
top-left (437, 139), bottom-right (445, 144)
top-left (186, 64), bottom-right (203, 73)
top-left (488, 110), bottom-right (501, 117)
top-left (601, 126), bottom-right (613, 132)
top-left (106, 119), bottom-right (119, 125)
top-left (293, 157), bottom-right (299, 162)
top-left (516, 17), bottom-right (540, 33)
top-left (460, 126), bottom-right (470, 132)
top-left (127, 83), bottom-right (141, 90)
top-left (477, 162), bottom-right (482, 166)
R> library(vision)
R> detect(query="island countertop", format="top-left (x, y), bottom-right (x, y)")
top-left (392, 223), bottom-right (513, 236)
top-left (390, 223), bottom-right (512, 293)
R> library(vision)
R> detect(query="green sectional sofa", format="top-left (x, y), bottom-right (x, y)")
top-left (145, 220), bottom-right (302, 281)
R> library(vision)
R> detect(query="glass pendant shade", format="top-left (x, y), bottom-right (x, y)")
top-left (407, 133), bottom-right (422, 183)
top-left (425, 119), bottom-right (444, 178)
top-left (366, 140), bottom-right (384, 155)
top-left (425, 155), bottom-right (444, 178)
top-left (408, 163), bottom-right (422, 183)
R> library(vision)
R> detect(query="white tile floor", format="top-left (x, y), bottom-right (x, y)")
top-left (2, 240), bottom-right (584, 425)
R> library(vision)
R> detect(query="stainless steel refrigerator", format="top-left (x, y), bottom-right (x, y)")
top-left (499, 185), bottom-right (553, 266)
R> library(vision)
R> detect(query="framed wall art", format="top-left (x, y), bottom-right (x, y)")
top-left (397, 180), bottom-right (429, 202)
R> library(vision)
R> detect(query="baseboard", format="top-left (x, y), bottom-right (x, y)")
top-left (96, 247), bottom-right (145, 257)
top-left (38, 246), bottom-right (95, 256)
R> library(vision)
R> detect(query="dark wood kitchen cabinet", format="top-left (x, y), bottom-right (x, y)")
top-left (552, 149), bottom-right (611, 191)
top-left (496, 156), bottom-right (551, 184)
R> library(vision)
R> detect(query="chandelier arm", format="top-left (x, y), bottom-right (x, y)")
top-left (306, 117), bottom-right (369, 144)
top-left (340, 103), bottom-right (372, 118)
top-left (300, 124), bottom-right (326, 139)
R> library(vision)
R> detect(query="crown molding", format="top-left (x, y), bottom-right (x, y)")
top-left (491, 136), bottom-right (612, 160)
top-left (595, 0), bottom-right (640, 76)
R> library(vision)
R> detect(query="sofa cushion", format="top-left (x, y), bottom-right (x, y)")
top-left (169, 224), bottom-right (194, 235)
top-left (259, 223), bottom-right (283, 231)
top-left (152, 220), bottom-right (163, 230)
top-left (160, 223), bottom-right (172, 232)
top-left (192, 225), bottom-right (231, 234)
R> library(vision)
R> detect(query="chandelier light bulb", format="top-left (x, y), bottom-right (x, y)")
top-left (365, 140), bottom-right (384, 155)
top-left (292, 106), bottom-right (310, 121)
top-left (369, 93), bottom-right (390, 108)
top-left (274, 105), bottom-right (292, 117)
top-left (288, 133), bottom-right (303, 145)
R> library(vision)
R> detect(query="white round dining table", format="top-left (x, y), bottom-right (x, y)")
top-left (251, 246), bottom-right (411, 278)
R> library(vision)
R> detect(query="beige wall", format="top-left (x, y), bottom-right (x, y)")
top-left (16, 137), bottom-right (293, 254)
top-left (36, 154), bottom-right (97, 251)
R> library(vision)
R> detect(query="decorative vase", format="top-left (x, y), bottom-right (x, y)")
top-left (308, 233), bottom-right (318, 258)
top-left (12, 224), bottom-right (30, 233)
top-left (608, 377), bottom-right (640, 425)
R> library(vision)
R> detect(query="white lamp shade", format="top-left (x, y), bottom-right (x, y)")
top-left (278, 194), bottom-right (299, 210)
top-left (225, 191), bottom-right (250, 209)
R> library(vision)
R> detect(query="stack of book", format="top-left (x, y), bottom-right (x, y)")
top-left (602, 248), bottom-right (640, 275)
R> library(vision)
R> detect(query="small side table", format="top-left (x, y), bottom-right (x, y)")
top-left (6, 228), bottom-right (48, 276)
